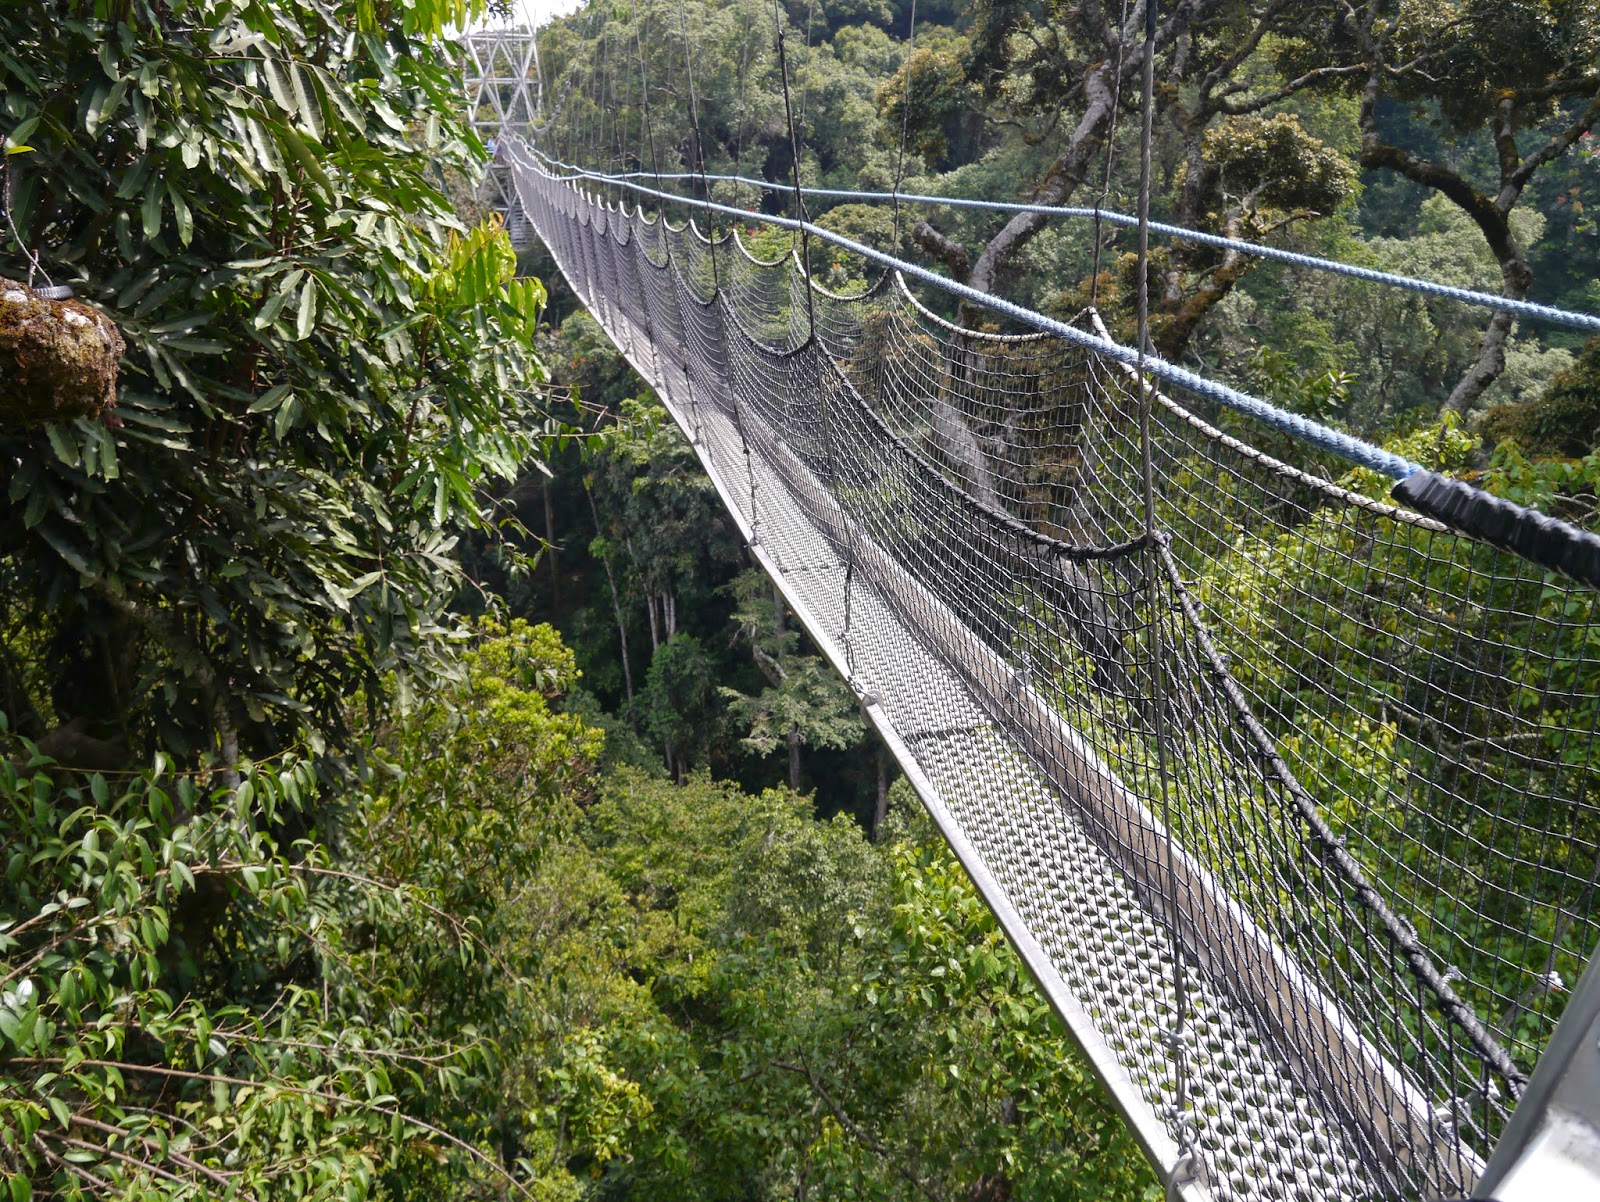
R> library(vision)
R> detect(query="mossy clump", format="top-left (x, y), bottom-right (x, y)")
top-left (1480, 335), bottom-right (1600, 458)
top-left (0, 278), bottom-right (124, 426)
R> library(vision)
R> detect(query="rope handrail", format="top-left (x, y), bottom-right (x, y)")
top-left (524, 146), bottom-right (1600, 335)
top-left (507, 140), bottom-right (1425, 481)
top-left (522, 143), bottom-right (1600, 589)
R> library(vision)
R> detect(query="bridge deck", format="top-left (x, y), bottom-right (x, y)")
top-left (597, 304), bottom-right (1370, 1202)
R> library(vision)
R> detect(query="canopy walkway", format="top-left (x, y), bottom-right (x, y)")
top-left (506, 139), bottom-right (1600, 1202)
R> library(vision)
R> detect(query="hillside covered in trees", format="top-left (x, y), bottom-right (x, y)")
top-left (3, 0), bottom-right (1600, 1199)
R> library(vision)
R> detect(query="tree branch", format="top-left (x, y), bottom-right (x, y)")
top-left (1508, 88), bottom-right (1600, 193)
top-left (1218, 64), bottom-right (1367, 115)
top-left (910, 221), bottom-right (971, 279)
top-left (771, 1060), bottom-right (944, 1202)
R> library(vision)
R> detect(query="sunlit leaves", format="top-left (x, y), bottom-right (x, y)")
top-left (0, 0), bottom-right (551, 754)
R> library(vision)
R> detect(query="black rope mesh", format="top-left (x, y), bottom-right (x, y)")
top-left (511, 151), bottom-right (1600, 1202)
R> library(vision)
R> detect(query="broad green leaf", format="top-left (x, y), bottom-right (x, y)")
top-left (3, 115), bottom-right (38, 152)
top-left (291, 61), bottom-right (323, 141)
top-left (260, 53), bottom-right (296, 116)
top-left (295, 274), bottom-right (317, 341)
top-left (141, 181), bottom-right (162, 238)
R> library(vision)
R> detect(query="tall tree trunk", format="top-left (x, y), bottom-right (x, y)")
top-left (543, 480), bottom-right (560, 608)
top-left (584, 484), bottom-right (634, 702)
top-left (966, 59), bottom-right (1120, 298)
top-left (214, 697), bottom-right (240, 792)
top-left (788, 724), bottom-right (801, 792)
top-left (1444, 308), bottom-right (1520, 414)
top-left (873, 746), bottom-right (889, 840)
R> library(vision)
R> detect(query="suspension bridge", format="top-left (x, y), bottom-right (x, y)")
top-left (467, 19), bottom-right (1600, 1200)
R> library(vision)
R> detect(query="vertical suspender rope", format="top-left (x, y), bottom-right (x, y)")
top-left (1133, 3), bottom-right (1203, 1198)
top-left (671, 0), bottom-right (761, 527)
top-left (678, 0), bottom-right (720, 291)
top-left (772, 0), bottom-right (816, 335)
top-left (1089, 0), bottom-right (1130, 309)
top-left (677, 0), bottom-right (720, 448)
top-left (889, 0), bottom-right (918, 259)
top-left (771, 0), bottom-right (863, 683)
top-left (734, 1), bottom-right (752, 185)
top-left (635, 11), bottom-right (664, 189)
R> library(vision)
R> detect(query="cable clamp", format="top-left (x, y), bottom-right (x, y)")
top-left (1165, 1152), bottom-right (1209, 1201)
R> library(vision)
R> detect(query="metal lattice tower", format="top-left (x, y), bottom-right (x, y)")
top-left (463, 27), bottom-right (541, 245)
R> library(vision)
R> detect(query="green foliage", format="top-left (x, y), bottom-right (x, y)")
top-left (0, 619), bottom-right (607, 1201)
top-left (587, 397), bottom-right (742, 631)
top-left (1388, 0), bottom-right (1600, 131)
top-left (504, 770), bottom-right (1159, 1200)
top-left (720, 568), bottom-right (862, 786)
top-left (0, 0), bottom-right (546, 760)
top-left (875, 31), bottom-right (976, 171)
top-left (1482, 335), bottom-right (1600, 458)
top-left (1200, 113), bottom-right (1357, 221)
top-left (639, 632), bottom-right (721, 773)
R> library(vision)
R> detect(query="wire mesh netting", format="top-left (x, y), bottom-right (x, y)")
top-left (510, 150), bottom-right (1600, 1202)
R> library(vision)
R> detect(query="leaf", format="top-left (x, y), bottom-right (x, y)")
top-left (277, 122), bottom-right (333, 195)
top-left (141, 181), bottom-right (163, 239)
top-left (295, 274), bottom-right (317, 341)
top-left (274, 392), bottom-right (302, 439)
top-left (44, 424), bottom-right (80, 469)
top-left (3, 115), bottom-right (38, 153)
top-left (315, 65), bottom-right (367, 135)
top-left (169, 182), bottom-right (194, 246)
top-left (260, 53), bottom-right (296, 116)
top-left (291, 62), bottom-right (323, 141)
top-left (248, 384), bottom-right (293, 413)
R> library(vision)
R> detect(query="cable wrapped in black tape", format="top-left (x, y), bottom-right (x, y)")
top-left (1392, 470), bottom-right (1600, 590)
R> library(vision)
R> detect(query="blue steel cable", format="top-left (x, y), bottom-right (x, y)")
top-left (506, 140), bottom-right (1423, 480)
top-left (527, 147), bottom-right (1600, 335)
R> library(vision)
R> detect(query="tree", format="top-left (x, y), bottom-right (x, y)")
top-left (534, 768), bottom-right (1160, 1201)
top-left (640, 630), bottom-right (721, 777)
top-left (1261, 0), bottom-right (1600, 412)
top-left (1482, 334), bottom-right (1600, 457)
top-left (0, 0), bottom-right (545, 766)
top-left (891, 1), bottom-right (1367, 347)
top-left (0, 1), bottom-right (576, 1197)
top-left (721, 567), bottom-right (862, 790)
top-left (586, 396), bottom-right (742, 669)
top-left (1, 620), bottom-right (605, 1200)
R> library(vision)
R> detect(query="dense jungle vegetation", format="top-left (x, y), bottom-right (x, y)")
top-left (1, 0), bottom-right (1598, 1199)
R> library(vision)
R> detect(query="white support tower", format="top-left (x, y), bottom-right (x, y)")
top-left (463, 27), bottom-right (541, 246)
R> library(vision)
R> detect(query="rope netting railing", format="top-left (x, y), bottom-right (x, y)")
top-left (508, 143), bottom-right (1600, 1202)
top-left (528, 150), bottom-right (1600, 337)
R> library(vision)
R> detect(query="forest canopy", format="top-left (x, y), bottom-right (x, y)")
top-left (535, 0), bottom-right (1600, 425)
top-left (3, 0), bottom-right (1600, 1199)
